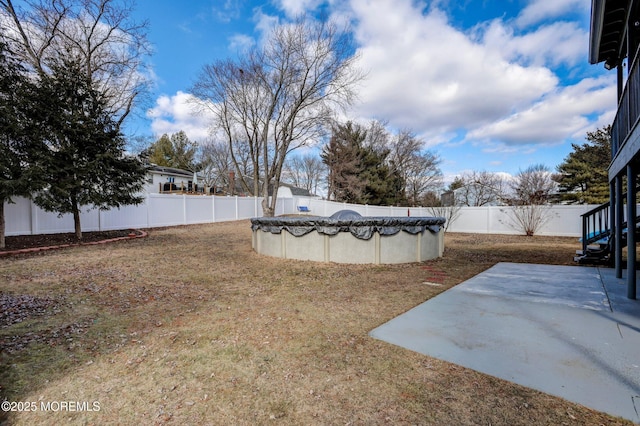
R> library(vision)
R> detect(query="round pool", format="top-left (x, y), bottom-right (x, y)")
top-left (250, 212), bottom-right (446, 264)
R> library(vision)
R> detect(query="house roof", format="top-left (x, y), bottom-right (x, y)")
top-left (148, 164), bottom-right (193, 178)
top-left (589, 0), bottom-right (630, 66)
top-left (278, 182), bottom-right (313, 197)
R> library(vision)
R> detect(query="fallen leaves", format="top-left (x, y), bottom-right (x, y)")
top-left (0, 293), bottom-right (58, 328)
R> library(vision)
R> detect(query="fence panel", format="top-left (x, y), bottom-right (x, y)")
top-left (213, 197), bottom-right (238, 222)
top-left (148, 194), bottom-right (185, 227)
top-left (100, 203), bottom-right (149, 230)
top-left (277, 198), bottom-right (294, 216)
top-left (185, 196), bottom-right (214, 224)
top-left (364, 205), bottom-right (389, 216)
top-left (5, 198), bottom-right (32, 236)
top-left (536, 205), bottom-right (594, 236)
top-left (31, 207), bottom-right (100, 234)
top-left (447, 207), bottom-right (490, 233)
top-left (488, 207), bottom-right (518, 234)
top-left (238, 197), bottom-right (258, 219)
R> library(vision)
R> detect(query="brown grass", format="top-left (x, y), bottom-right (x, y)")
top-left (0, 222), bottom-right (632, 425)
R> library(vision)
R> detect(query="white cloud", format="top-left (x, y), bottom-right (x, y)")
top-left (275, 0), bottom-right (324, 17)
top-left (253, 9), bottom-right (280, 36)
top-left (349, 0), bottom-right (558, 135)
top-left (147, 91), bottom-right (214, 142)
top-left (515, 0), bottom-right (588, 28)
top-left (467, 76), bottom-right (616, 145)
top-left (228, 33), bottom-right (255, 53)
top-left (213, 0), bottom-right (243, 22)
top-left (338, 0), bottom-right (616, 156)
top-left (480, 20), bottom-right (587, 67)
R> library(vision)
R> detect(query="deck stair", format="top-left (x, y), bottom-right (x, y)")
top-left (575, 200), bottom-right (640, 264)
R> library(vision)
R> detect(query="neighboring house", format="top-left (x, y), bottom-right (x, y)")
top-left (146, 165), bottom-right (201, 194)
top-left (224, 173), bottom-right (314, 198)
top-left (589, 0), bottom-right (639, 299)
top-left (276, 182), bottom-right (314, 198)
top-left (145, 166), bottom-right (312, 199)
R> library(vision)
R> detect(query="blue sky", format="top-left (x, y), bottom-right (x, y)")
top-left (127, 0), bottom-right (615, 183)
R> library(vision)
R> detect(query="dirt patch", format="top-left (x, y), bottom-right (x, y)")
top-left (1, 230), bottom-right (134, 251)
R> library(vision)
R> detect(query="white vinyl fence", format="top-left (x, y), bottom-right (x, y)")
top-left (3, 194), bottom-right (294, 236)
top-left (299, 198), bottom-right (598, 237)
top-left (4, 193), bottom-right (598, 238)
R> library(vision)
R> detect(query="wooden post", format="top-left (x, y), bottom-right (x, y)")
top-left (626, 164), bottom-right (636, 299)
top-left (615, 175), bottom-right (623, 278)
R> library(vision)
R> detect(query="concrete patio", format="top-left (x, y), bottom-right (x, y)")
top-left (370, 262), bottom-right (640, 423)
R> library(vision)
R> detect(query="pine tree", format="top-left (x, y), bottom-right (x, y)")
top-left (556, 126), bottom-right (611, 204)
top-left (147, 131), bottom-right (198, 171)
top-left (322, 122), bottom-right (406, 205)
top-left (322, 122), bottom-right (366, 203)
top-left (0, 41), bottom-right (46, 248)
top-left (33, 55), bottom-right (147, 240)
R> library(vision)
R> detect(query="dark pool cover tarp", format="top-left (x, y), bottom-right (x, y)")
top-left (251, 216), bottom-right (446, 240)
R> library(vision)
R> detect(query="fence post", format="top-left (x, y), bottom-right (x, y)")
top-left (235, 196), bottom-right (239, 220)
top-left (182, 194), bottom-right (187, 225)
top-left (146, 194), bottom-right (151, 229)
top-left (212, 195), bottom-right (216, 223)
top-left (30, 198), bottom-right (38, 235)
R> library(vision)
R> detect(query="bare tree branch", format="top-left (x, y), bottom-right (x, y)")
top-left (191, 16), bottom-right (363, 216)
top-left (1, 0), bottom-right (151, 128)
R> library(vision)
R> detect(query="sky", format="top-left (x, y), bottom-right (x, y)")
top-left (126, 0), bottom-right (615, 183)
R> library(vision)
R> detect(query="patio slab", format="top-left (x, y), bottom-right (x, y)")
top-left (370, 262), bottom-right (640, 423)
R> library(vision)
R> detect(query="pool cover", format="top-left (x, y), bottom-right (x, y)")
top-left (250, 216), bottom-right (446, 240)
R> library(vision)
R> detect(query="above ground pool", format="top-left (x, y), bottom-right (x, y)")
top-left (250, 211), bottom-right (446, 264)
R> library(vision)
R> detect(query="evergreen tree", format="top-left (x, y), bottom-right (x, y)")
top-left (322, 122), bottom-right (406, 205)
top-left (0, 40), bottom-right (46, 248)
top-left (358, 144), bottom-right (405, 205)
top-left (556, 126), bottom-right (611, 204)
top-left (33, 55), bottom-right (147, 240)
top-left (322, 122), bottom-right (366, 203)
top-left (147, 131), bottom-right (198, 171)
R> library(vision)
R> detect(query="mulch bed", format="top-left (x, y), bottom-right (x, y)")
top-left (1, 230), bottom-right (135, 252)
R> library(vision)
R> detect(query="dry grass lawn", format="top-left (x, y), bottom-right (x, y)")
top-left (0, 221), bottom-right (633, 425)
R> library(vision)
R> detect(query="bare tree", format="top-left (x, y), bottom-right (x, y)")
top-left (1, 0), bottom-right (151, 128)
top-left (191, 17), bottom-right (363, 216)
top-left (455, 170), bottom-right (508, 206)
top-left (509, 164), bottom-right (556, 205)
top-left (283, 153), bottom-right (326, 195)
top-left (388, 129), bottom-right (442, 206)
top-left (427, 205), bottom-right (461, 232)
top-left (198, 137), bottom-right (237, 193)
top-left (500, 164), bottom-right (557, 236)
top-left (364, 119), bottom-right (390, 153)
top-left (500, 204), bottom-right (556, 236)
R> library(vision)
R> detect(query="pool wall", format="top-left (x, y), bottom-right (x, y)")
top-left (251, 216), bottom-right (445, 264)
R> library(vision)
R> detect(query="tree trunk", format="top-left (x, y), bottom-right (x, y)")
top-left (261, 196), bottom-right (274, 217)
top-left (0, 199), bottom-right (5, 249)
top-left (72, 203), bottom-right (83, 241)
